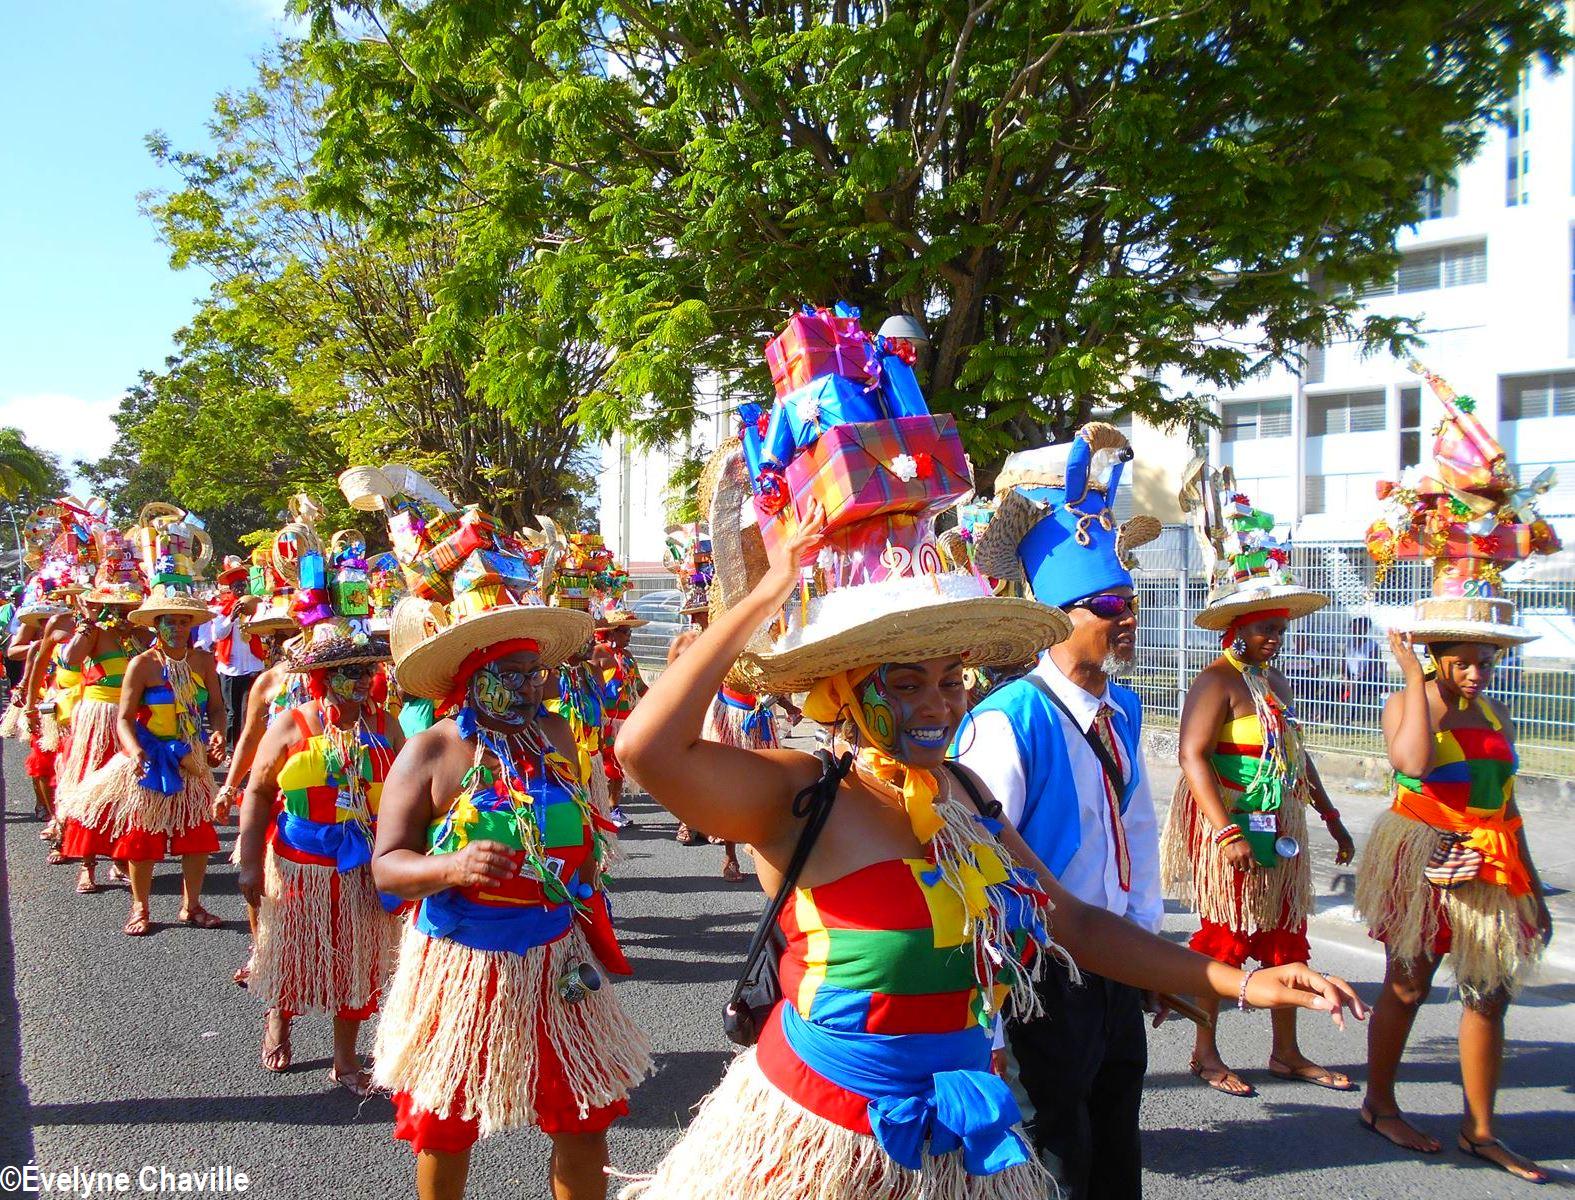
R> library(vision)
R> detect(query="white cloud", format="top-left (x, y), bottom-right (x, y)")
top-left (223, 0), bottom-right (310, 34)
top-left (0, 392), bottom-right (121, 475)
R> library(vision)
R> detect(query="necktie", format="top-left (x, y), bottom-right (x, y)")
top-left (1092, 704), bottom-right (1132, 893)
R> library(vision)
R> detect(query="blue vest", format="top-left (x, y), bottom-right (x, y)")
top-left (955, 674), bottom-right (1144, 878)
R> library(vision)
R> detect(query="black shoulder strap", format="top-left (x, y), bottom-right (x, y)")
top-left (1024, 672), bottom-right (1128, 798)
top-left (943, 761), bottom-right (1002, 820)
top-left (727, 749), bottom-right (852, 1003)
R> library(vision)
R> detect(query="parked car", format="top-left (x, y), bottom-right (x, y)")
top-left (625, 589), bottom-right (686, 672)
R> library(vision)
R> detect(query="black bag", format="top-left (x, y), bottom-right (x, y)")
top-left (722, 749), bottom-right (852, 1047)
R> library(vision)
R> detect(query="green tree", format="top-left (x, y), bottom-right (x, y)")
top-left (0, 428), bottom-right (60, 503)
top-left (297, 0), bottom-right (1568, 478)
top-left (86, 47), bottom-right (599, 546)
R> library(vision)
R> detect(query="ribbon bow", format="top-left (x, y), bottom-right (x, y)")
top-left (868, 1071), bottom-right (1032, 1175)
top-left (135, 724), bottom-right (189, 796)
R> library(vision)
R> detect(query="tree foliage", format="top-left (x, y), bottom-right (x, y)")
top-left (83, 48), bottom-right (598, 556)
top-left (293, 0), bottom-right (1569, 480)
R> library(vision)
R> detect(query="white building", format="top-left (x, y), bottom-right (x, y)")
top-left (1170, 57), bottom-right (1575, 538)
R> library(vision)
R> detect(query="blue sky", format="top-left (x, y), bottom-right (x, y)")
top-left (0, 0), bottom-right (300, 479)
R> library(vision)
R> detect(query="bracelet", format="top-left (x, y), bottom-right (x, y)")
top-left (215, 784), bottom-right (238, 802)
top-left (1237, 966), bottom-right (1258, 1011)
top-left (1213, 824), bottom-right (1245, 847)
top-left (1319, 808), bottom-right (1342, 824)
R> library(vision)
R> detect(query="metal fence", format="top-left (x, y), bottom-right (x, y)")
top-left (621, 527), bottom-right (1575, 780)
top-left (1128, 524), bottom-right (1575, 780)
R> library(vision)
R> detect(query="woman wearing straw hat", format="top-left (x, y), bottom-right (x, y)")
top-left (73, 586), bottom-right (227, 936)
top-left (56, 581), bottom-right (151, 893)
top-left (17, 604), bottom-right (81, 853)
top-left (1354, 367), bottom-right (1559, 1182)
top-left (1160, 472), bottom-right (1356, 1097)
top-left (592, 609), bottom-right (647, 830)
top-left (235, 624), bottom-right (402, 1092)
top-left (370, 522), bottom-right (650, 1200)
top-left (613, 443), bottom-right (1363, 1200)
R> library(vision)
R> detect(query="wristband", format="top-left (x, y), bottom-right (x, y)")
top-left (1213, 824), bottom-right (1245, 848)
top-left (1237, 966), bottom-right (1258, 1011)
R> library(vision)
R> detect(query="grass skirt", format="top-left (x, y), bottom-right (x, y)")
top-left (38, 707), bottom-right (63, 752)
top-left (249, 845), bottom-right (398, 1017)
top-left (1160, 777), bottom-right (1311, 934)
top-left (52, 699), bottom-right (122, 820)
top-left (617, 1047), bottom-right (1048, 1200)
top-left (0, 700), bottom-right (25, 741)
top-left (1355, 809), bottom-right (1542, 999)
top-left (374, 920), bottom-right (653, 1138)
top-left (73, 744), bottom-right (215, 842)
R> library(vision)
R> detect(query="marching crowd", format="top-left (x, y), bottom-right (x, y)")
top-left (0, 313), bottom-right (1561, 1199)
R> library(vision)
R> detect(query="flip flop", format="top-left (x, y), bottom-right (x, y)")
top-left (1359, 1106), bottom-right (1441, 1153)
top-left (1458, 1133), bottom-right (1551, 1184)
top-left (261, 1014), bottom-right (292, 1073)
top-left (1189, 1058), bottom-right (1255, 1096)
top-left (1268, 1055), bottom-right (1355, 1091)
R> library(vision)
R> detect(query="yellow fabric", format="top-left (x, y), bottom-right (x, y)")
top-left (802, 668), bottom-right (944, 845)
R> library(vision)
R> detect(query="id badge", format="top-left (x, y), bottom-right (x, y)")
top-left (1248, 812), bottom-right (1278, 834)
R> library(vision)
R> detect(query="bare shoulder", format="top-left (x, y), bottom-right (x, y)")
top-left (537, 710), bottom-right (578, 762)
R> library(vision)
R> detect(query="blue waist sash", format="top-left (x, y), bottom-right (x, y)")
top-left (718, 689), bottom-right (775, 743)
top-left (414, 889), bottom-right (573, 955)
top-left (135, 724), bottom-right (188, 796)
top-left (778, 1003), bottom-right (1028, 1176)
top-left (275, 811), bottom-right (373, 875)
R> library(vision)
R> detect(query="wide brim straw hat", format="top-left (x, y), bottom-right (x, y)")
top-left (82, 587), bottom-right (145, 607)
top-left (1193, 582), bottom-right (1329, 631)
top-left (599, 608), bottom-right (648, 629)
top-left (1402, 596), bottom-right (1538, 648)
top-left (286, 629), bottom-right (392, 673)
top-left (389, 596), bottom-right (448, 666)
top-left (243, 611), bottom-right (299, 636)
top-left (128, 588), bottom-right (214, 627)
top-left (18, 602), bottom-right (70, 627)
top-left (396, 605), bottom-right (593, 701)
top-left (739, 574), bottom-right (1071, 694)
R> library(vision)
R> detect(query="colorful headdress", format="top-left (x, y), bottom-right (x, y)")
top-left (974, 422), bottom-right (1161, 608)
top-left (719, 304), bottom-right (1070, 694)
top-left (127, 502), bottom-right (215, 626)
top-left (664, 523), bottom-right (714, 614)
top-left (1179, 459), bottom-right (1328, 633)
top-left (1366, 362), bottom-right (1561, 646)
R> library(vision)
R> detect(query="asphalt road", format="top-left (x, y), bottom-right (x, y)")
top-left (1, 737), bottom-right (1571, 1199)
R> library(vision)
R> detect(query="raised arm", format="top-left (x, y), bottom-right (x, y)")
top-left (1382, 631), bottom-right (1433, 777)
top-left (613, 504), bottom-right (832, 850)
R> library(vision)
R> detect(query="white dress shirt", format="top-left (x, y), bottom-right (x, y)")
top-left (957, 655), bottom-right (1164, 933)
top-left (207, 608), bottom-right (265, 676)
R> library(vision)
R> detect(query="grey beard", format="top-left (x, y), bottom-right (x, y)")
top-left (1102, 648), bottom-right (1136, 677)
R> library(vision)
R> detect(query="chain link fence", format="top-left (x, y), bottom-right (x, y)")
top-left (620, 526), bottom-right (1575, 780)
top-left (1128, 523), bottom-right (1575, 779)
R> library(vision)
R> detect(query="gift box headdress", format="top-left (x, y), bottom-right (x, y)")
top-left (1179, 459), bottom-right (1327, 636)
top-left (724, 303), bottom-right (1071, 694)
top-left (1365, 363), bottom-right (1562, 647)
top-left (337, 464), bottom-right (586, 699)
top-left (127, 502), bottom-right (215, 627)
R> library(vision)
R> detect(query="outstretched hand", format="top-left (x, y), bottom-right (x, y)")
top-left (761, 500), bottom-right (831, 596)
top-left (1245, 963), bottom-right (1367, 1030)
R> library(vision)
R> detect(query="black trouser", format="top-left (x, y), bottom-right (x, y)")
top-left (219, 671), bottom-right (259, 749)
top-left (1006, 963), bottom-right (1147, 1200)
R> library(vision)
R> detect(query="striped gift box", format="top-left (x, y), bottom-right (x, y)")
top-left (783, 415), bottom-right (971, 533)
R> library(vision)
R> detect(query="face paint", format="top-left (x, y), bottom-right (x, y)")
top-left (156, 617), bottom-right (185, 646)
top-left (328, 668), bottom-right (371, 704)
top-left (470, 663), bottom-right (530, 726)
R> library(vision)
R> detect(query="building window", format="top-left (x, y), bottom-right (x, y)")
top-left (1501, 371), bottom-right (1575, 420)
top-left (1307, 389), bottom-right (1386, 436)
top-left (1356, 241), bottom-right (1487, 297)
top-left (1399, 385), bottom-right (1423, 469)
top-left (1418, 175), bottom-right (1458, 220)
top-left (1221, 398), bottom-right (1291, 442)
top-left (1305, 471), bottom-right (1385, 516)
top-left (1506, 68), bottom-right (1530, 207)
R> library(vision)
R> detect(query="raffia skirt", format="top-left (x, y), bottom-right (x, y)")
top-left (70, 740), bottom-right (217, 860)
top-left (617, 1045), bottom-right (1048, 1200)
top-left (374, 920), bottom-right (652, 1138)
top-left (249, 841), bottom-right (399, 1017)
top-left (1160, 777), bottom-right (1311, 935)
top-left (53, 698), bottom-right (122, 818)
top-left (1355, 809), bottom-right (1541, 1000)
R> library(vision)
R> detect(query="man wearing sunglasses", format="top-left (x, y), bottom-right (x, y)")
top-left (956, 424), bottom-right (1163, 1200)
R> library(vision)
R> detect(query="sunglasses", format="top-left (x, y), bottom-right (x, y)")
top-left (1068, 593), bottom-right (1140, 620)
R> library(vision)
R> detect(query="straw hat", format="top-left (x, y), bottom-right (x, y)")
top-left (1366, 363), bottom-right (1563, 649)
top-left (128, 585), bottom-right (214, 628)
top-left (243, 603), bottom-right (299, 637)
top-left (17, 601), bottom-right (70, 627)
top-left (599, 608), bottom-right (648, 629)
top-left (398, 605), bottom-right (592, 700)
top-left (82, 583), bottom-right (145, 607)
top-left (286, 622), bottom-right (391, 673)
top-left (389, 596), bottom-right (447, 665)
top-left (739, 573), bottom-right (1070, 694)
top-left (1180, 462), bottom-right (1328, 632)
